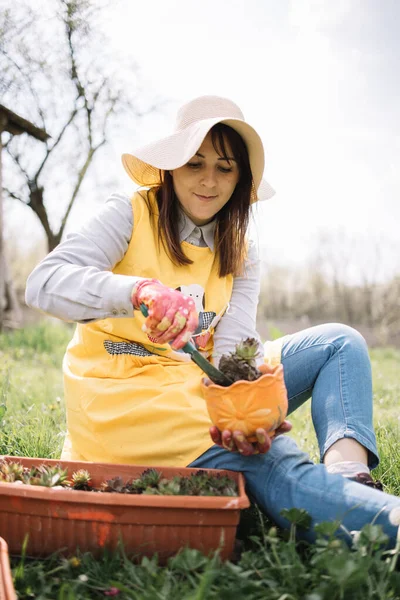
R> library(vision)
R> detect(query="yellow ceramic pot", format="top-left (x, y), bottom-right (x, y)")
top-left (201, 364), bottom-right (288, 442)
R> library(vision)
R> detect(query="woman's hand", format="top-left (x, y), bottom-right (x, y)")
top-left (131, 279), bottom-right (198, 349)
top-left (209, 420), bottom-right (292, 456)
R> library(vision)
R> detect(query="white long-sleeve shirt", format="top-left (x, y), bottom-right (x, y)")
top-left (25, 192), bottom-right (264, 365)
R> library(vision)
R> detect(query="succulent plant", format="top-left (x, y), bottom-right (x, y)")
top-left (140, 471), bottom-right (238, 496)
top-left (100, 476), bottom-right (126, 493)
top-left (34, 464), bottom-right (69, 488)
top-left (0, 460), bottom-right (24, 483)
top-left (152, 478), bottom-right (182, 496)
top-left (179, 471), bottom-right (238, 497)
top-left (126, 468), bottom-right (162, 494)
top-left (71, 469), bottom-right (93, 491)
top-left (219, 337), bottom-right (262, 383)
top-left (21, 467), bottom-right (39, 486)
top-left (138, 468), bottom-right (162, 488)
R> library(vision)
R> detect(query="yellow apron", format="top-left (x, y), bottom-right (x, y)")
top-left (62, 189), bottom-right (235, 466)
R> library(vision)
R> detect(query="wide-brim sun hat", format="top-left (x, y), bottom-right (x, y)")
top-left (122, 95), bottom-right (275, 203)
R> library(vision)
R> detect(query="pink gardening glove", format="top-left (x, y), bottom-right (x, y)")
top-left (209, 421), bottom-right (293, 456)
top-left (131, 279), bottom-right (198, 349)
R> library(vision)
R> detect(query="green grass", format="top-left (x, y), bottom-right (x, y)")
top-left (9, 534), bottom-right (400, 599)
top-left (0, 321), bottom-right (72, 459)
top-left (0, 323), bottom-right (399, 599)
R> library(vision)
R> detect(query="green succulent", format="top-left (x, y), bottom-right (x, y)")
top-left (0, 460), bottom-right (24, 483)
top-left (180, 471), bottom-right (238, 497)
top-left (128, 469), bottom-right (163, 494)
top-left (219, 337), bottom-right (262, 383)
top-left (234, 338), bottom-right (261, 363)
top-left (156, 478), bottom-right (182, 496)
top-left (100, 476), bottom-right (126, 493)
top-left (139, 468), bottom-right (162, 487)
top-left (71, 469), bottom-right (92, 491)
top-left (35, 464), bottom-right (69, 488)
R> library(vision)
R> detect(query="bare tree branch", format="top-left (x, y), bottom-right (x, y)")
top-left (0, 50), bottom-right (48, 131)
top-left (5, 145), bottom-right (30, 184)
top-left (35, 108), bottom-right (78, 181)
top-left (3, 188), bottom-right (26, 204)
top-left (57, 139), bottom-right (106, 238)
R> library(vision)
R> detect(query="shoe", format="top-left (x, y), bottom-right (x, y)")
top-left (352, 472), bottom-right (383, 491)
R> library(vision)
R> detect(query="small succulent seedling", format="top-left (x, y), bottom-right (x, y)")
top-left (100, 476), bottom-right (126, 493)
top-left (71, 469), bottom-right (93, 491)
top-left (35, 464), bottom-right (69, 488)
top-left (219, 337), bottom-right (262, 383)
top-left (153, 478), bottom-right (182, 496)
top-left (0, 460), bottom-right (24, 483)
top-left (179, 471), bottom-right (238, 497)
top-left (127, 469), bottom-right (163, 494)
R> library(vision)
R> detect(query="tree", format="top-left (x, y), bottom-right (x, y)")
top-left (0, 0), bottom-right (158, 252)
top-left (0, 105), bottom-right (49, 330)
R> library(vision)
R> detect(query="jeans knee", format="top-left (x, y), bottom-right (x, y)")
top-left (325, 323), bottom-right (369, 355)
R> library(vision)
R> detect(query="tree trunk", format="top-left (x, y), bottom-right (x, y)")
top-left (0, 122), bottom-right (22, 331)
top-left (0, 124), bottom-right (5, 331)
top-left (28, 183), bottom-right (61, 252)
top-left (48, 232), bottom-right (62, 252)
top-left (2, 257), bottom-right (22, 328)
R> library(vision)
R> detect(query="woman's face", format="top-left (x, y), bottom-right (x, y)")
top-left (170, 131), bottom-right (240, 226)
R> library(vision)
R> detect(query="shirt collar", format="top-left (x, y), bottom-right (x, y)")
top-left (178, 210), bottom-right (216, 251)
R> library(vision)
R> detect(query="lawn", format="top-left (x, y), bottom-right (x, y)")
top-left (0, 321), bottom-right (399, 599)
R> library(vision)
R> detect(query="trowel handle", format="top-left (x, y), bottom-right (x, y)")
top-left (139, 303), bottom-right (232, 386)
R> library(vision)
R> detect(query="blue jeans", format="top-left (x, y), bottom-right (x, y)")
top-left (188, 324), bottom-right (400, 546)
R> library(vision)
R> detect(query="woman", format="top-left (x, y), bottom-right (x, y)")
top-left (26, 95), bottom-right (400, 545)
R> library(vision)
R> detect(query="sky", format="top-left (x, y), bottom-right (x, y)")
top-left (4, 0), bottom-right (400, 282)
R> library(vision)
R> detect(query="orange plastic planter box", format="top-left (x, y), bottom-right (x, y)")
top-left (0, 537), bottom-right (17, 600)
top-left (0, 456), bottom-right (249, 562)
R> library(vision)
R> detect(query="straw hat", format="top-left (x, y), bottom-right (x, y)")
top-left (122, 95), bottom-right (275, 203)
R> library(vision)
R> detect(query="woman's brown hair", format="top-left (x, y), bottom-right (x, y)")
top-left (148, 123), bottom-right (254, 277)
